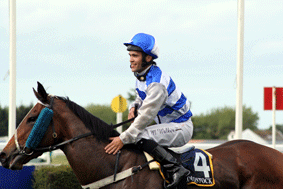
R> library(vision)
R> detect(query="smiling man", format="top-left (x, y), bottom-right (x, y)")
top-left (105, 33), bottom-right (193, 188)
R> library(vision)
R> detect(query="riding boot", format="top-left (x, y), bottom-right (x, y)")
top-left (136, 139), bottom-right (190, 188)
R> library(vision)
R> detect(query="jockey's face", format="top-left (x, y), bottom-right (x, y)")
top-left (129, 51), bottom-right (144, 73)
top-left (129, 51), bottom-right (152, 73)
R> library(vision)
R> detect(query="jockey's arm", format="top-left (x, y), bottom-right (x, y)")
top-left (120, 83), bottom-right (168, 144)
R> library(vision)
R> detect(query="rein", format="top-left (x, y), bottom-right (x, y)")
top-left (111, 104), bottom-right (138, 129)
top-left (17, 97), bottom-right (154, 188)
top-left (34, 111), bottom-right (137, 152)
top-left (17, 97), bottom-right (138, 154)
top-left (34, 102), bottom-right (138, 153)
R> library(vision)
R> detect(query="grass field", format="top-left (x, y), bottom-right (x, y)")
top-left (51, 155), bottom-right (69, 165)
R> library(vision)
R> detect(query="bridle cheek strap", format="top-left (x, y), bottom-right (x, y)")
top-left (14, 127), bottom-right (21, 152)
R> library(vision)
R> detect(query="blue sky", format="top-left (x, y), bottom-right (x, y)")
top-left (0, 0), bottom-right (282, 130)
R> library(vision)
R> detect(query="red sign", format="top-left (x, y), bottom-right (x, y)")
top-left (264, 87), bottom-right (283, 110)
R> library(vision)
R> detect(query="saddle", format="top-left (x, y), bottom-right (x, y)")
top-left (144, 144), bottom-right (215, 187)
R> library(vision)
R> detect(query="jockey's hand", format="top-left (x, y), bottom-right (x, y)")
top-left (128, 107), bottom-right (136, 121)
top-left (105, 137), bottom-right (124, 155)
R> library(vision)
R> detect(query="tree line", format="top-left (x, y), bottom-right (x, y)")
top-left (0, 101), bottom-right (268, 140)
top-left (192, 106), bottom-right (259, 139)
top-left (0, 103), bottom-right (34, 137)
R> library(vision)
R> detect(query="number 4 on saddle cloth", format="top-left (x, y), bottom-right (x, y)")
top-left (144, 146), bottom-right (215, 187)
top-left (180, 148), bottom-right (215, 187)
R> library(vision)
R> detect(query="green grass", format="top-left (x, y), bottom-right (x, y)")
top-left (51, 155), bottom-right (69, 165)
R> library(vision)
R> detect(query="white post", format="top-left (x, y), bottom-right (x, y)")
top-left (235, 0), bottom-right (245, 139)
top-left (46, 152), bottom-right (51, 164)
top-left (9, 0), bottom-right (17, 139)
top-left (116, 112), bottom-right (123, 133)
top-left (272, 87), bottom-right (276, 149)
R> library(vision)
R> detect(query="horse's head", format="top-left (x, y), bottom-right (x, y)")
top-left (0, 82), bottom-right (64, 170)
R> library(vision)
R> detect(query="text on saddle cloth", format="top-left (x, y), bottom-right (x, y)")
top-left (144, 148), bottom-right (215, 187)
top-left (180, 148), bottom-right (215, 187)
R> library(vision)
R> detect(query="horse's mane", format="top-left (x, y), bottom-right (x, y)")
top-left (58, 96), bottom-right (120, 141)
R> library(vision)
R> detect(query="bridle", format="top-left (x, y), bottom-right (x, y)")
top-left (14, 97), bottom-right (154, 188)
top-left (14, 95), bottom-right (137, 156)
top-left (14, 95), bottom-right (58, 156)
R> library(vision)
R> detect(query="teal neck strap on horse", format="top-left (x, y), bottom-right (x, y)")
top-left (25, 107), bottom-right (54, 149)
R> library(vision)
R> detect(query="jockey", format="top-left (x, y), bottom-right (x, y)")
top-left (105, 33), bottom-right (193, 188)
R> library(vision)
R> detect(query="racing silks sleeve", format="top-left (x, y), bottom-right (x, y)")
top-left (119, 83), bottom-right (168, 144)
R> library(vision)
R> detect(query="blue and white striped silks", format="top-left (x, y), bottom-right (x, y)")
top-left (135, 65), bottom-right (192, 123)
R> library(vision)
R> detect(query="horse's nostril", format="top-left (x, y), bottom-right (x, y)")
top-left (0, 151), bottom-right (7, 160)
top-left (0, 151), bottom-right (9, 168)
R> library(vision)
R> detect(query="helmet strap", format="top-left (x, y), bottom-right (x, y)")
top-left (134, 66), bottom-right (152, 81)
top-left (141, 52), bottom-right (156, 67)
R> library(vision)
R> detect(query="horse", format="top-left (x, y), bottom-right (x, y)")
top-left (1, 82), bottom-right (283, 189)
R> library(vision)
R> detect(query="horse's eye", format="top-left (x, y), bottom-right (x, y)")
top-left (27, 116), bottom-right (37, 123)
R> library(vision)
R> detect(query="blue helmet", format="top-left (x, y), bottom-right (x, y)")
top-left (124, 33), bottom-right (159, 59)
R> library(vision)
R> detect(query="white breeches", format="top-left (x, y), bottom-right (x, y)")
top-left (136, 118), bottom-right (193, 147)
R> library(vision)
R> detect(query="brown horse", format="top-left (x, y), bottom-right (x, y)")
top-left (1, 82), bottom-right (283, 189)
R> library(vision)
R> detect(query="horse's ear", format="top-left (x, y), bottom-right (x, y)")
top-left (33, 82), bottom-right (48, 103)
